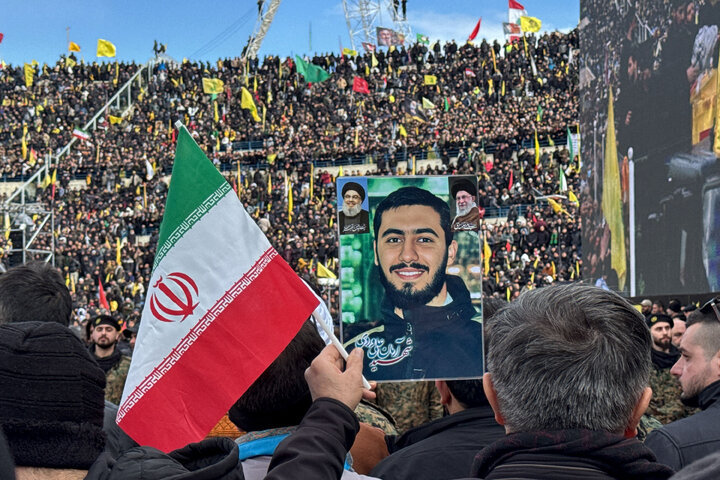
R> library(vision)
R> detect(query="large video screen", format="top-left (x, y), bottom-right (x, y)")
top-left (580, 0), bottom-right (720, 295)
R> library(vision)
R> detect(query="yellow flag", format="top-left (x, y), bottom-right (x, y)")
top-left (21, 124), bottom-right (28, 160)
top-left (342, 48), bottom-right (357, 57)
top-left (288, 182), bottom-right (294, 223)
top-left (69, 41), bottom-right (81, 52)
top-left (424, 75), bottom-right (437, 85)
top-left (253, 75), bottom-right (258, 92)
top-left (483, 234), bottom-right (491, 275)
top-left (202, 78), bottom-right (224, 95)
top-left (520, 16), bottom-right (542, 33)
top-left (371, 53), bottom-right (378, 68)
top-left (65, 57), bottom-right (76, 68)
top-left (28, 148), bottom-right (36, 166)
top-left (338, 165), bottom-right (344, 177)
top-left (96, 39), bottom-right (116, 57)
top-left (602, 90), bottom-right (627, 290)
top-left (3, 213), bottom-right (10, 240)
top-left (354, 128), bottom-right (359, 147)
top-left (422, 97), bottom-right (435, 109)
top-left (109, 115), bottom-right (122, 124)
top-left (213, 100), bottom-right (219, 123)
top-left (568, 190), bottom-right (579, 205)
top-left (534, 129), bottom-right (540, 168)
top-left (116, 238), bottom-right (122, 265)
top-left (399, 124), bottom-right (407, 138)
top-left (23, 64), bottom-right (34, 87)
top-left (316, 261), bottom-right (337, 279)
top-left (241, 87), bottom-right (261, 122)
top-left (547, 197), bottom-right (564, 215)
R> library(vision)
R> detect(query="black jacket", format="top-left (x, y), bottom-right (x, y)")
top-left (645, 380), bottom-right (720, 471)
top-left (371, 406), bottom-right (505, 480)
top-left (85, 437), bottom-right (245, 479)
top-left (470, 429), bottom-right (674, 480)
top-left (266, 399), bottom-right (673, 480)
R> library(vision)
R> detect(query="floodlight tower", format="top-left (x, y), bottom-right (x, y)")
top-left (342, 0), bottom-right (382, 51)
top-left (342, 0), bottom-right (412, 50)
top-left (244, 0), bottom-right (282, 60)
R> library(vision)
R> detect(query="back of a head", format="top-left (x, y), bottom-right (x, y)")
top-left (0, 321), bottom-right (106, 469)
top-left (447, 297), bottom-right (508, 408)
top-left (0, 262), bottom-right (72, 326)
top-left (228, 319), bottom-right (325, 432)
top-left (486, 284), bottom-right (651, 433)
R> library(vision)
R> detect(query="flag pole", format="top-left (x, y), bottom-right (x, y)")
top-left (311, 310), bottom-right (372, 390)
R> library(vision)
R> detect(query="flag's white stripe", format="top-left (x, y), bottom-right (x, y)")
top-left (118, 248), bottom-right (277, 422)
top-left (122, 192), bottom-right (271, 404)
top-left (153, 182), bottom-right (232, 269)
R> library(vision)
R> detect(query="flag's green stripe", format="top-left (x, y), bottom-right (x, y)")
top-left (154, 127), bottom-right (228, 265)
top-left (153, 182), bottom-right (231, 269)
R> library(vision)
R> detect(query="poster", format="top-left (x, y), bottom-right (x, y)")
top-left (337, 176), bottom-right (484, 381)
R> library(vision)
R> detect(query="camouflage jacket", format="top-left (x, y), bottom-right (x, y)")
top-left (105, 355), bottom-right (132, 405)
top-left (373, 381), bottom-right (443, 434)
top-left (647, 367), bottom-right (697, 424)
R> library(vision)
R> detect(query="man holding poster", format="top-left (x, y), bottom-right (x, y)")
top-left (340, 180), bottom-right (483, 381)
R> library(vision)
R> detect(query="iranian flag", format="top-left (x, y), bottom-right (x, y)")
top-left (72, 127), bottom-right (91, 141)
top-left (117, 124), bottom-right (319, 452)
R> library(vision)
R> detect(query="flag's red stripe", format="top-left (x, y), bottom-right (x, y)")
top-left (117, 255), bottom-right (318, 452)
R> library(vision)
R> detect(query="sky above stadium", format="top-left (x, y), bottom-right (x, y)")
top-left (0, 0), bottom-right (579, 66)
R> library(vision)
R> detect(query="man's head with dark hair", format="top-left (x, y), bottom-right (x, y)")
top-left (228, 319), bottom-right (325, 432)
top-left (373, 187), bottom-right (453, 247)
top-left (373, 187), bottom-right (457, 310)
top-left (672, 300), bottom-right (720, 405)
top-left (0, 262), bottom-right (72, 326)
top-left (484, 284), bottom-right (652, 435)
top-left (445, 297), bottom-right (507, 409)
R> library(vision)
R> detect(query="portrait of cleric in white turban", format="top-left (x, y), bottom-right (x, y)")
top-left (339, 176), bottom-right (484, 382)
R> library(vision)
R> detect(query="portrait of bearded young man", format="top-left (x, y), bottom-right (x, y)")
top-left (344, 185), bottom-right (483, 381)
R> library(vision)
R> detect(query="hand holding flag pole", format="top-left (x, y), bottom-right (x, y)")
top-left (312, 310), bottom-right (372, 390)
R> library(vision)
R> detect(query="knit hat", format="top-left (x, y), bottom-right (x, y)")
top-left (640, 299), bottom-right (652, 308)
top-left (646, 314), bottom-right (674, 330)
top-left (341, 181), bottom-right (365, 202)
top-left (0, 321), bottom-right (106, 469)
top-left (451, 178), bottom-right (477, 199)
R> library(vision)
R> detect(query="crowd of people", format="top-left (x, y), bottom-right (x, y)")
top-left (0, 30), bottom-right (582, 325)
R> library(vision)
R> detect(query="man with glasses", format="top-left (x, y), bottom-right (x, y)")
top-left (646, 298), bottom-right (720, 470)
top-left (339, 182), bottom-right (370, 235)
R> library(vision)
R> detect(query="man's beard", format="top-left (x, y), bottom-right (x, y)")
top-left (456, 201), bottom-right (477, 217)
top-left (343, 204), bottom-right (362, 217)
top-left (680, 366), bottom-right (713, 408)
top-left (653, 337), bottom-right (671, 350)
top-left (378, 252), bottom-right (448, 310)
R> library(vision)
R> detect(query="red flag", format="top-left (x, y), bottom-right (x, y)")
top-left (352, 76), bottom-right (370, 94)
top-left (361, 42), bottom-right (376, 52)
top-left (508, 170), bottom-right (514, 191)
top-left (98, 277), bottom-right (110, 310)
top-left (468, 18), bottom-right (482, 41)
top-left (509, 0), bottom-right (525, 9)
top-left (0, 33), bottom-right (4, 44)
top-left (464, 68), bottom-right (476, 77)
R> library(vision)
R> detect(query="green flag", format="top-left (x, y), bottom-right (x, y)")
top-left (416, 33), bottom-right (430, 45)
top-left (536, 105), bottom-right (544, 122)
top-left (295, 55), bottom-right (330, 83)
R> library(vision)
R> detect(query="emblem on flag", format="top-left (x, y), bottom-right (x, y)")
top-left (149, 272), bottom-right (199, 323)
